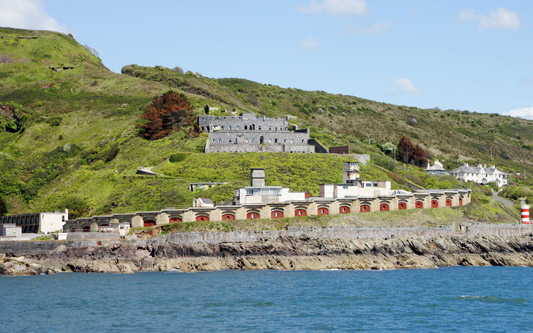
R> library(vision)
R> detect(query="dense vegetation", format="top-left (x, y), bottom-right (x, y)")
top-left (0, 28), bottom-right (530, 224)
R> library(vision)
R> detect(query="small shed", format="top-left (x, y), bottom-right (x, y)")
top-left (1, 223), bottom-right (22, 237)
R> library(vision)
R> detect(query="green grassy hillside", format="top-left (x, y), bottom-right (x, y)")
top-left (0, 28), bottom-right (529, 223)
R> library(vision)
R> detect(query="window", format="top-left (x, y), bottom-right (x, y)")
top-left (284, 139), bottom-right (287, 143)
top-left (229, 139), bottom-right (232, 143)
top-left (275, 139), bottom-right (278, 143)
top-left (251, 138), bottom-right (254, 143)
top-left (291, 139), bottom-right (294, 144)
top-left (275, 126), bottom-right (278, 131)
top-left (258, 126), bottom-right (262, 130)
top-left (218, 139), bottom-right (222, 143)
top-left (268, 139), bottom-right (272, 143)
top-left (229, 126), bottom-right (232, 130)
top-left (212, 139), bottom-right (216, 143)
top-left (269, 127), bottom-right (272, 130)
top-left (236, 125), bottom-right (240, 130)
top-left (245, 139), bottom-right (249, 143)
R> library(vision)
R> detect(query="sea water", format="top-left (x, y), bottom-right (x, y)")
top-left (1, 266), bottom-right (532, 332)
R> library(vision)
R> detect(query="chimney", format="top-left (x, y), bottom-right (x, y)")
top-left (250, 168), bottom-right (265, 187)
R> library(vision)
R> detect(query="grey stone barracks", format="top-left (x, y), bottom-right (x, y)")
top-left (199, 113), bottom-right (316, 153)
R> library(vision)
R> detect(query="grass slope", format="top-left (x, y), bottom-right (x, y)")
top-left (0, 28), bottom-right (528, 224)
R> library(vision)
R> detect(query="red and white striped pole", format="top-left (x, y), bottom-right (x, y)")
top-left (521, 202), bottom-right (530, 224)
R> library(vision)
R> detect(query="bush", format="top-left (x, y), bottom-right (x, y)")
top-left (170, 152), bottom-right (190, 163)
top-left (46, 116), bottom-right (62, 127)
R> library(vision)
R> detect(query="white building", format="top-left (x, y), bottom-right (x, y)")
top-left (425, 160), bottom-right (448, 176)
top-left (449, 163), bottom-right (508, 187)
top-left (234, 168), bottom-right (307, 204)
top-left (0, 209), bottom-right (68, 233)
top-left (320, 162), bottom-right (395, 198)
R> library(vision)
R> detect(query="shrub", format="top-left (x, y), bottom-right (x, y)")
top-left (47, 116), bottom-right (62, 127)
top-left (170, 152), bottom-right (190, 163)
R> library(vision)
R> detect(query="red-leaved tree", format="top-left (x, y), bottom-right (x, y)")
top-left (138, 91), bottom-right (194, 140)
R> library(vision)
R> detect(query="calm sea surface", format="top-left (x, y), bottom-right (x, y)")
top-left (1, 266), bottom-right (532, 332)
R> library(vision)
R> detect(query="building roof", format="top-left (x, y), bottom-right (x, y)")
top-left (425, 160), bottom-right (446, 171)
top-left (451, 163), bottom-right (507, 176)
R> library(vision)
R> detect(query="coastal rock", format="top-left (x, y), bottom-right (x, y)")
top-left (1, 233), bottom-right (532, 275)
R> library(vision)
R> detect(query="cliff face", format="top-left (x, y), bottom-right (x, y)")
top-left (2, 233), bottom-right (532, 275)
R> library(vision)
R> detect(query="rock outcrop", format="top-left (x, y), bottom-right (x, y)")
top-left (1, 233), bottom-right (532, 275)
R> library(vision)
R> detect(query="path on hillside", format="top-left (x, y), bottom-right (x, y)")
top-left (492, 191), bottom-right (514, 207)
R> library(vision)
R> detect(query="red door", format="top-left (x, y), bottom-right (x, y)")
top-left (416, 201), bottom-right (423, 209)
top-left (446, 199), bottom-right (452, 207)
top-left (318, 208), bottom-right (329, 215)
top-left (169, 218), bottom-right (182, 223)
top-left (339, 206), bottom-right (350, 214)
top-left (398, 202), bottom-right (407, 210)
top-left (431, 200), bottom-right (439, 208)
top-left (459, 198), bottom-right (463, 206)
top-left (247, 212), bottom-right (259, 219)
top-left (144, 220), bottom-right (156, 227)
top-left (271, 211), bottom-right (284, 218)
top-left (380, 203), bottom-right (389, 211)
top-left (196, 216), bottom-right (209, 222)
top-left (295, 209), bottom-right (306, 216)
top-left (222, 214), bottom-right (235, 221)
top-left (360, 205), bottom-right (370, 212)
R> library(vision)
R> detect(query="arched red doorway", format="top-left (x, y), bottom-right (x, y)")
top-left (169, 218), bottom-right (182, 223)
top-left (398, 202), bottom-right (407, 210)
top-left (247, 212), bottom-right (259, 220)
top-left (196, 216), bottom-right (209, 222)
top-left (339, 206), bottom-right (350, 214)
top-left (318, 208), bottom-right (329, 215)
top-left (459, 198), bottom-right (463, 206)
top-left (144, 220), bottom-right (156, 227)
top-left (360, 205), bottom-right (370, 212)
top-left (431, 200), bottom-right (439, 208)
top-left (271, 211), bottom-right (284, 218)
top-left (415, 201), bottom-right (424, 209)
top-left (446, 198), bottom-right (452, 207)
top-left (83, 226), bottom-right (90, 232)
top-left (295, 209), bottom-right (306, 216)
top-left (222, 214), bottom-right (235, 221)
top-left (380, 203), bottom-right (390, 211)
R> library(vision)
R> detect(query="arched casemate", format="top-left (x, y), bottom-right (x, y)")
top-left (317, 207), bottom-right (329, 215)
top-left (169, 217), bottom-right (182, 223)
top-left (295, 208), bottom-right (307, 216)
top-left (247, 212), bottom-right (259, 220)
top-left (379, 203), bottom-right (390, 211)
top-left (431, 200), bottom-right (439, 208)
top-left (222, 213), bottom-right (235, 221)
top-left (196, 215), bottom-right (209, 222)
top-left (398, 202), bottom-right (407, 210)
top-left (415, 201), bottom-right (424, 209)
top-left (446, 198), bottom-right (452, 207)
top-left (271, 210), bottom-right (284, 218)
top-left (339, 206), bottom-right (350, 214)
top-left (360, 204), bottom-right (370, 213)
top-left (144, 219), bottom-right (156, 227)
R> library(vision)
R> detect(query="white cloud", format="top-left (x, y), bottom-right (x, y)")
top-left (342, 22), bottom-right (392, 36)
top-left (298, 0), bottom-right (367, 15)
top-left (459, 7), bottom-right (520, 30)
top-left (391, 78), bottom-right (421, 94)
top-left (299, 37), bottom-right (320, 51)
top-left (504, 107), bottom-right (533, 120)
top-left (0, 0), bottom-right (68, 33)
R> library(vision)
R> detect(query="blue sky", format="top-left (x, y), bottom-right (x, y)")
top-left (1, 0), bottom-right (532, 119)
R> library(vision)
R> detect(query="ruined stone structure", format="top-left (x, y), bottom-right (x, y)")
top-left (199, 113), bottom-right (315, 153)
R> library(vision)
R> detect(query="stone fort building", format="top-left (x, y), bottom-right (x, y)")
top-left (198, 113), bottom-right (316, 153)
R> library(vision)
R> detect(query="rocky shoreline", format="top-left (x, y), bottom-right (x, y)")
top-left (1, 231), bottom-right (532, 275)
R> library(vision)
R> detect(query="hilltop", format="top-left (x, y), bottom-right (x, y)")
top-left (0, 28), bottom-right (531, 221)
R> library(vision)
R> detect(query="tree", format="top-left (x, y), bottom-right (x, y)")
top-left (397, 135), bottom-right (414, 164)
top-left (204, 104), bottom-right (210, 115)
top-left (138, 91), bottom-right (195, 140)
top-left (412, 145), bottom-right (428, 167)
top-left (171, 66), bottom-right (184, 73)
top-left (0, 197), bottom-right (7, 216)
